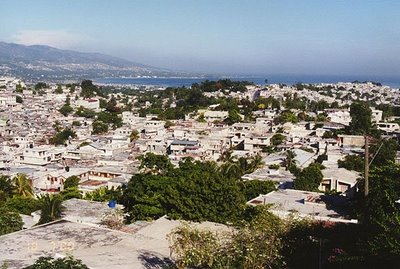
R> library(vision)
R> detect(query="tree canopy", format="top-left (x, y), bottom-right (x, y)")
top-left (294, 163), bottom-right (324, 191)
top-left (0, 206), bottom-right (23, 236)
top-left (122, 154), bottom-right (270, 223)
top-left (349, 101), bottom-right (372, 135)
top-left (23, 256), bottom-right (89, 269)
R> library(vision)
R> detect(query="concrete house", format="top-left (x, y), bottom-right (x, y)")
top-left (320, 168), bottom-right (360, 197)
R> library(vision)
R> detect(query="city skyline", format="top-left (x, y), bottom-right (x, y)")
top-left (0, 0), bottom-right (399, 77)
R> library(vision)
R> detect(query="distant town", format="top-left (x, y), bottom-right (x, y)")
top-left (0, 76), bottom-right (399, 268)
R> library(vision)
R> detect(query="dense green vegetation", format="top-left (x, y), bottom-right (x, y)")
top-left (169, 206), bottom-right (287, 269)
top-left (37, 194), bottom-right (64, 225)
top-left (0, 206), bottom-right (23, 236)
top-left (338, 155), bottom-right (364, 172)
top-left (170, 160), bottom-right (400, 268)
top-left (50, 128), bottom-right (77, 145)
top-left (121, 153), bottom-right (274, 223)
top-left (59, 97), bottom-right (74, 116)
top-left (0, 175), bottom-right (37, 235)
top-left (23, 256), bottom-right (89, 269)
top-left (294, 162), bottom-right (324, 191)
top-left (349, 101), bottom-right (372, 135)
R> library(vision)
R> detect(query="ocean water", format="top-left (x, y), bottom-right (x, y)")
top-left (95, 74), bottom-right (400, 89)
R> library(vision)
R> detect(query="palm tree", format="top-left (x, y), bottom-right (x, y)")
top-left (0, 175), bottom-right (15, 201)
top-left (248, 154), bottom-right (264, 173)
top-left (218, 150), bottom-right (234, 162)
top-left (129, 129), bottom-right (140, 142)
top-left (220, 161), bottom-right (242, 179)
top-left (12, 173), bottom-right (33, 198)
top-left (38, 194), bottom-right (64, 224)
top-left (283, 150), bottom-right (297, 171)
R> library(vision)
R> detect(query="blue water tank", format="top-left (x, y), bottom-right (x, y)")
top-left (108, 200), bottom-right (116, 208)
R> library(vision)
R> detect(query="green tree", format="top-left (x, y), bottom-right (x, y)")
top-left (54, 85), bottom-right (63, 94)
top-left (219, 159), bottom-right (243, 179)
top-left (64, 176), bottom-right (80, 189)
top-left (361, 163), bottom-right (400, 263)
top-left (0, 175), bottom-right (15, 202)
top-left (96, 111), bottom-right (122, 129)
top-left (275, 110), bottom-right (298, 124)
top-left (50, 128), bottom-right (76, 145)
top-left (129, 129), bottom-right (140, 142)
top-left (168, 223), bottom-right (222, 269)
top-left (219, 155), bottom-right (263, 179)
top-left (168, 206), bottom-right (286, 269)
top-left (38, 194), bottom-right (64, 224)
top-left (283, 150), bottom-right (297, 171)
top-left (80, 80), bottom-right (97, 98)
top-left (138, 153), bottom-right (174, 175)
top-left (0, 206), bottom-right (23, 235)
top-left (338, 154), bottom-right (364, 172)
top-left (239, 180), bottom-right (276, 201)
top-left (34, 82), bottom-right (47, 91)
top-left (59, 98), bottom-right (74, 116)
top-left (92, 121), bottom-right (109, 134)
top-left (69, 84), bottom-right (76, 93)
top-left (105, 96), bottom-right (120, 113)
top-left (349, 101), bottom-right (372, 135)
top-left (75, 107), bottom-right (96, 118)
top-left (271, 133), bottom-right (286, 146)
top-left (84, 186), bottom-right (121, 202)
top-left (163, 160), bottom-right (245, 223)
top-left (369, 138), bottom-right (398, 167)
top-left (23, 256), bottom-right (89, 269)
top-left (123, 158), bottom-right (246, 223)
top-left (224, 109), bottom-right (242, 125)
top-left (16, 95), bottom-right (23, 103)
top-left (294, 163), bottom-right (323, 191)
top-left (164, 120), bottom-right (174, 128)
top-left (15, 83), bottom-right (24, 93)
top-left (12, 173), bottom-right (33, 198)
top-left (72, 120), bottom-right (81, 127)
top-left (5, 196), bottom-right (42, 215)
top-left (62, 188), bottom-right (82, 200)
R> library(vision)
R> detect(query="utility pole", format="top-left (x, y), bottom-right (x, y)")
top-left (364, 135), bottom-right (369, 197)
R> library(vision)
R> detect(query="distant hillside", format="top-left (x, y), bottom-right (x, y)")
top-left (0, 41), bottom-right (192, 81)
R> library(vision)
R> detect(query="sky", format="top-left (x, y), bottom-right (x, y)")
top-left (0, 0), bottom-right (399, 77)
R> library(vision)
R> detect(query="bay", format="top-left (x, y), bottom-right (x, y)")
top-left (95, 74), bottom-right (400, 89)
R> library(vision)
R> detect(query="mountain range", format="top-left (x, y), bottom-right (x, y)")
top-left (0, 41), bottom-right (193, 81)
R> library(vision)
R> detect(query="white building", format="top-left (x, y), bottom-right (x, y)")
top-left (371, 108), bottom-right (383, 123)
top-left (0, 96), bottom-right (17, 107)
top-left (16, 148), bottom-right (52, 166)
top-left (75, 98), bottom-right (100, 110)
top-left (203, 110), bottom-right (229, 122)
top-left (325, 109), bottom-right (351, 126)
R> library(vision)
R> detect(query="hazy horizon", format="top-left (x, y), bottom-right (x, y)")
top-left (1, 0), bottom-right (399, 77)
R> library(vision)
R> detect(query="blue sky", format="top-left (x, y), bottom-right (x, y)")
top-left (0, 0), bottom-right (399, 76)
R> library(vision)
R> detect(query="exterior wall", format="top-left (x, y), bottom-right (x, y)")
top-left (203, 111), bottom-right (228, 122)
top-left (371, 109), bottom-right (383, 123)
top-left (377, 122), bottom-right (400, 132)
top-left (319, 178), bottom-right (356, 197)
top-left (75, 99), bottom-right (100, 110)
top-left (338, 135), bottom-right (365, 147)
top-left (88, 171), bottom-right (121, 181)
top-left (18, 149), bottom-right (52, 166)
top-left (326, 110), bottom-right (351, 126)
top-left (0, 96), bottom-right (17, 107)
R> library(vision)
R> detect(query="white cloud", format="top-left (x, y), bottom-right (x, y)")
top-left (12, 30), bottom-right (91, 49)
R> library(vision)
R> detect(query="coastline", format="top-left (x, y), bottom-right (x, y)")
top-left (94, 75), bottom-right (400, 89)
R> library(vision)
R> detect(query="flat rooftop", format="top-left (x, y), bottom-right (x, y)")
top-left (0, 219), bottom-right (173, 269)
top-left (248, 189), bottom-right (357, 224)
top-left (0, 215), bottom-right (229, 269)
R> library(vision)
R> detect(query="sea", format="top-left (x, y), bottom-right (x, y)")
top-left (95, 74), bottom-right (400, 89)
